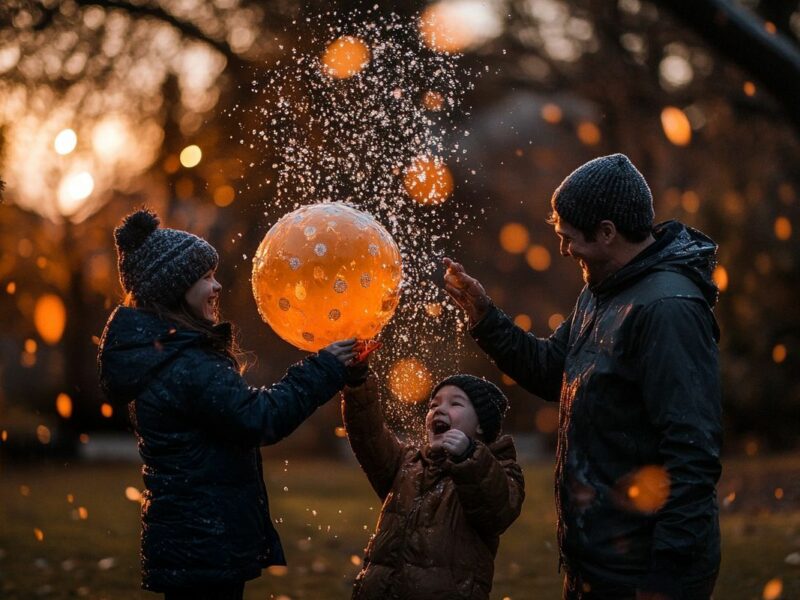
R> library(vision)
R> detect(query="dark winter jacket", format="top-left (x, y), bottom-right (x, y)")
top-left (472, 221), bottom-right (722, 596)
top-left (97, 306), bottom-right (347, 592)
top-left (342, 378), bottom-right (525, 600)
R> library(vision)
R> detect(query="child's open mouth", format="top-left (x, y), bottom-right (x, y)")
top-left (432, 420), bottom-right (450, 435)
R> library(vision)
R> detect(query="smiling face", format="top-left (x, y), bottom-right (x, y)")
top-left (552, 214), bottom-right (612, 286)
top-left (184, 269), bottom-right (222, 323)
top-left (425, 385), bottom-right (482, 445)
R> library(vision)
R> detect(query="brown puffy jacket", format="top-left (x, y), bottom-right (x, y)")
top-left (342, 378), bottom-right (525, 600)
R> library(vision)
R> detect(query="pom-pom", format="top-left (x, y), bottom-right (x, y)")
top-left (114, 209), bottom-right (159, 252)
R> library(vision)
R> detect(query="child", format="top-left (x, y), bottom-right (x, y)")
top-left (97, 209), bottom-right (358, 599)
top-left (342, 366), bottom-right (525, 600)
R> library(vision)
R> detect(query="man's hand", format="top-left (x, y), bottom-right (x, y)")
top-left (442, 257), bottom-right (492, 325)
top-left (431, 429), bottom-right (472, 458)
top-left (322, 338), bottom-right (358, 365)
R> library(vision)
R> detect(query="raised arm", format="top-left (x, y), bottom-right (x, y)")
top-left (341, 376), bottom-right (405, 500)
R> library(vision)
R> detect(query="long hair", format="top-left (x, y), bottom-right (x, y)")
top-left (124, 293), bottom-right (249, 373)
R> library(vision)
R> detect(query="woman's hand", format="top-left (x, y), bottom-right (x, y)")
top-left (323, 338), bottom-right (358, 365)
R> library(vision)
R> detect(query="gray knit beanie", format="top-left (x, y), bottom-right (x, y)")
top-left (114, 209), bottom-right (218, 307)
top-left (551, 153), bottom-right (654, 233)
top-left (431, 374), bottom-right (508, 443)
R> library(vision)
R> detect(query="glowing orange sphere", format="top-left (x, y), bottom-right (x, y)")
top-left (252, 203), bottom-right (403, 351)
top-left (403, 155), bottom-right (454, 205)
top-left (321, 36), bottom-right (370, 79)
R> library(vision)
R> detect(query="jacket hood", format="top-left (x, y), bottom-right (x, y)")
top-left (97, 306), bottom-right (227, 402)
top-left (592, 220), bottom-right (719, 307)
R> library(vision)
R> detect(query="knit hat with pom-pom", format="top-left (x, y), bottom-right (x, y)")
top-left (114, 209), bottom-right (218, 307)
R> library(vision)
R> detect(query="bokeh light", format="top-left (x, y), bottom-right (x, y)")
top-left (252, 203), bottom-right (403, 351)
top-left (772, 344), bottom-right (787, 364)
top-left (321, 36), bottom-right (370, 79)
top-left (33, 294), bottom-right (66, 345)
top-left (179, 145), bottom-right (202, 168)
top-left (548, 313), bottom-right (564, 330)
top-left (213, 185), bottom-right (236, 207)
top-left (36, 425), bottom-right (51, 445)
top-left (499, 223), bottom-right (529, 254)
top-left (403, 155), bottom-right (454, 205)
top-left (513, 313), bottom-right (532, 331)
top-left (576, 121), bottom-right (601, 145)
top-left (388, 358), bottom-right (433, 404)
top-left (422, 90), bottom-right (445, 111)
top-left (56, 393), bottom-right (73, 419)
top-left (535, 405), bottom-right (559, 434)
top-left (762, 578), bottom-right (783, 600)
top-left (540, 103), bottom-right (563, 124)
top-left (100, 403), bottom-right (113, 418)
top-left (621, 465), bottom-right (670, 512)
top-left (712, 265), bottom-right (729, 292)
top-left (774, 216), bottom-right (791, 240)
top-left (661, 106), bottom-right (692, 146)
top-left (525, 245), bottom-right (551, 271)
top-left (419, 1), bottom-right (502, 54)
top-left (54, 129), bottom-right (77, 155)
top-left (57, 171), bottom-right (94, 216)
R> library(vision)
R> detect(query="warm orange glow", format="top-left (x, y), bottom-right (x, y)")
top-left (79, 434), bottom-right (89, 444)
top-left (743, 81), bottom-right (756, 96)
top-left (513, 314), bottom-right (532, 331)
top-left (548, 313), bottom-right (565, 330)
top-left (422, 91), bottom-right (444, 111)
top-left (535, 405), bottom-right (559, 434)
top-left (622, 465), bottom-right (670, 512)
top-left (681, 190), bottom-right (700, 213)
top-left (775, 487), bottom-right (784, 500)
top-left (350, 555), bottom-right (362, 566)
top-left (164, 154), bottom-right (181, 174)
top-left (525, 245), bottom-right (552, 271)
top-left (6, 281), bottom-right (16, 294)
top-left (745, 439), bottom-right (759, 456)
top-left (67, 494), bottom-right (74, 503)
top-left (403, 156), bottom-right (454, 205)
top-left (252, 203), bottom-right (403, 351)
top-left (774, 216), bottom-right (792, 240)
top-left (36, 425), bottom-right (51, 444)
top-left (772, 344), bottom-right (787, 364)
top-left (77, 507), bottom-right (88, 520)
top-left (34, 294), bottom-right (66, 345)
top-left (419, 3), bottom-right (471, 53)
top-left (388, 358), bottom-right (433, 404)
top-left (660, 106), bottom-right (692, 146)
top-left (34, 528), bottom-right (44, 541)
top-left (499, 223), bottom-right (529, 254)
top-left (541, 103), bottom-right (563, 124)
top-left (24, 339), bottom-right (37, 353)
top-left (56, 393), bottom-right (73, 419)
top-left (125, 487), bottom-right (142, 502)
top-left (425, 302), bottom-right (443, 317)
top-left (764, 21), bottom-right (777, 34)
top-left (101, 403), bottom-right (114, 418)
top-left (180, 145), bottom-right (202, 168)
top-left (1, 430), bottom-right (7, 442)
top-left (763, 578), bottom-right (783, 600)
top-left (54, 129), bottom-right (77, 155)
top-left (334, 426), bottom-right (347, 438)
top-left (712, 265), bottom-right (728, 292)
top-left (576, 121), bottom-right (601, 146)
top-left (213, 185), bottom-right (236, 207)
top-left (501, 374), bottom-right (516, 387)
top-left (322, 36), bottom-right (370, 79)
top-left (268, 565), bottom-right (288, 576)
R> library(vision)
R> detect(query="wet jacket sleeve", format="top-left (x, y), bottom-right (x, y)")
top-left (186, 349), bottom-right (347, 446)
top-left (341, 377), bottom-right (405, 501)
top-left (634, 298), bottom-right (722, 596)
top-left (471, 304), bottom-right (570, 402)
top-left (448, 441), bottom-right (525, 536)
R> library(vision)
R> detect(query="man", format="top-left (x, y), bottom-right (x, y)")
top-left (444, 154), bottom-right (722, 600)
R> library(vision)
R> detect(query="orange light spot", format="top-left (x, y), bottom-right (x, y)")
top-left (78, 506), bottom-right (88, 520)
top-left (6, 281), bottom-right (16, 294)
top-left (100, 403), bottom-right (113, 418)
top-left (20, 485), bottom-right (31, 496)
top-left (36, 425), bottom-right (51, 444)
top-left (56, 393), bottom-right (73, 419)
top-left (541, 103), bottom-right (563, 124)
top-left (422, 91), bottom-right (444, 111)
top-left (34, 294), bottom-right (66, 345)
top-left (24, 339), bottom-right (37, 353)
top-left (774, 487), bottom-right (784, 500)
top-left (681, 190), bottom-right (700, 213)
top-left (743, 81), bottom-right (757, 96)
top-left (67, 494), bottom-right (74, 503)
top-left (772, 344), bottom-right (787, 363)
top-left (419, 4), bottom-right (473, 53)
top-left (627, 485), bottom-right (640, 499)
top-left (745, 439), bottom-right (759, 456)
top-left (764, 21), bottom-right (777, 34)
top-left (388, 358), bottom-right (433, 404)
top-left (36, 256), bottom-right (48, 269)
top-left (34, 528), bottom-right (44, 541)
top-left (1, 430), bottom-right (7, 442)
top-left (321, 36), bottom-right (370, 79)
top-left (125, 486), bottom-right (142, 502)
top-left (267, 565), bottom-right (288, 576)
top-left (350, 554), bottom-right (362, 566)
top-left (661, 106), bottom-right (692, 146)
top-left (513, 314), bottom-right (532, 331)
top-left (501, 374), bottom-right (516, 387)
top-left (334, 426), bottom-right (347, 438)
top-left (763, 578), bottom-right (783, 600)
top-left (79, 433), bottom-right (89, 444)
top-left (403, 156), bottom-right (454, 205)
top-left (525, 245), bottom-right (552, 271)
top-left (625, 465), bottom-right (670, 512)
top-left (576, 121), bottom-right (601, 146)
top-left (535, 405), bottom-right (559, 434)
top-left (548, 313), bottom-right (564, 330)
top-left (425, 303), bottom-right (443, 317)
top-left (712, 265), bottom-right (728, 292)
top-left (774, 216), bottom-right (792, 240)
top-left (499, 223), bottom-right (529, 254)
top-left (164, 154), bottom-right (181, 174)
top-left (213, 185), bottom-right (236, 207)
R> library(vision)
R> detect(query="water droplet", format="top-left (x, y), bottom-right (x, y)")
top-left (288, 257), bottom-right (301, 270)
top-left (368, 244), bottom-right (379, 256)
top-left (314, 243), bottom-right (327, 256)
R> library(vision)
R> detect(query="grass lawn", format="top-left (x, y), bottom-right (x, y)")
top-left (1, 455), bottom-right (798, 599)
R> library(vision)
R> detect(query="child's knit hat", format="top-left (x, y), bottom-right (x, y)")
top-left (551, 153), bottom-right (654, 233)
top-left (431, 374), bottom-right (509, 443)
top-left (113, 209), bottom-right (218, 307)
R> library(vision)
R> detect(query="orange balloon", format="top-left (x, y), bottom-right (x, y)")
top-left (252, 203), bottom-right (403, 351)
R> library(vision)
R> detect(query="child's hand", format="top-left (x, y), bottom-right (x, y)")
top-left (435, 429), bottom-right (472, 458)
top-left (322, 338), bottom-right (357, 365)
